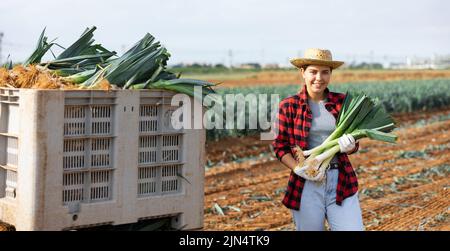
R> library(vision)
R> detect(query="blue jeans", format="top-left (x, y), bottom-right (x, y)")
top-left (291, 169), bottom-right (364, 231)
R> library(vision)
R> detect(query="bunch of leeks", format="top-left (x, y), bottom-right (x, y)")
top-left (294, 91), bottom-right (397, 182)
top-left (46, 26), bottom-right (116, 78)
top-left (81, 33), bottom-right (171, 88)
top-left (24, 26), bottom-right (116, 77)
top-left (22, 28), bottom-right (58, 66)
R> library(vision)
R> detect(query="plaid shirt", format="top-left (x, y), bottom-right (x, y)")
top-left (272, 84), bottom-right (359, 210)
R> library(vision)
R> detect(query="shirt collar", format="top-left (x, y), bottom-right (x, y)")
top-left (298, 84), bottom-right (334, 107)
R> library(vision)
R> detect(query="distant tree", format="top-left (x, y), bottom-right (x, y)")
top-left (171, 63), bottom-right (185, 68)
top-left (214, 63), bottom-right (227, 69)
top-left (348, 62), bottom-right (384, 69)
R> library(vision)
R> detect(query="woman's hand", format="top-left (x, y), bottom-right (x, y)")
top-left (293, 165), bottom-right (303, 176)
top-left (338, 134), bottom-right (357, 153)
top-left (281, 153), bottom-right (300, 171)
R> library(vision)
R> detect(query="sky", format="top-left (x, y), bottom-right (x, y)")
top-left (0, 0), bottom-right (449, 66)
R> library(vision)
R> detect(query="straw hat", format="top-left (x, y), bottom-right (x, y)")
top-left (290, 48), bottom-right (344, 69)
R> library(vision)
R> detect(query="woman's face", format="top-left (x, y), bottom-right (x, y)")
top-left (301, 65), bottom-right (332, 96)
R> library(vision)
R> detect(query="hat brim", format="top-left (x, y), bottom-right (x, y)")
top-left (290, 58), bottom-right (344, 69)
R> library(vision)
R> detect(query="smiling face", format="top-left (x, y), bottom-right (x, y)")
top-left (301, 65), bottom-right (332, 99)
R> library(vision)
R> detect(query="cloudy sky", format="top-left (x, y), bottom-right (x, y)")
top-left (0, 0), bottom-right (449, 66)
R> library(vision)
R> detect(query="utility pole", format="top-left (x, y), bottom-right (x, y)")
top-left (228, 49), bottom-right (233, 70)
top-left (370, 50), bottom-right (374, 65)
top-left (0, 32), bottom-right (4, 65)
top-left (261, 49), bottom-right (265, 67)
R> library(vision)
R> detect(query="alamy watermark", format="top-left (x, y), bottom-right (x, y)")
top-left (169, 86), bottom-right (280, 140)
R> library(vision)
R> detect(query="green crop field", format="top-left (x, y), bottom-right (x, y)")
top-left (205, 79), bottom-right (450, 140)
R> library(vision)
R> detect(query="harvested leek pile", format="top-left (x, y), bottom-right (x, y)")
top-left (0, 26), bottom-right (216, 99)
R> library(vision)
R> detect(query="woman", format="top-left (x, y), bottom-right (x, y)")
top-left (272, 48), bottom-right (364, 231)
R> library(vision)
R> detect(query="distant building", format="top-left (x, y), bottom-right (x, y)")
top-left (391, 55), bottom-right (450, 69)
top-left (238, 63), bottom-right (261, 70)
top-left (432, 55), bottom-right (450, 69)
top-left (263, 63), bottom-right (280, 69)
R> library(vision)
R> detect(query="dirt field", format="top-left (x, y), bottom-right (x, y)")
top-left (188, 69), bottom-right (450, 88)
top-left (204, 107), bottom-right (450, 231)
top-left (2, 108), bottom-right (448, 231)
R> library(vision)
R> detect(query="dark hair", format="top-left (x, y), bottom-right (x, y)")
top-left (301, 64), bottom-right (332, 73)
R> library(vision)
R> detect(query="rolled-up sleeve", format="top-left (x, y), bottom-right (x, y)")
top-left (272, 101), bottom-right (293, 161)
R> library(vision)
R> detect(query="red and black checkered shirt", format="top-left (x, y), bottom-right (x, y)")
top-left (272, 84), bottom-right (359, 210)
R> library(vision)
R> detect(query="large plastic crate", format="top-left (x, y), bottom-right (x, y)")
top-left (0, 88), bottom-right (205, 230)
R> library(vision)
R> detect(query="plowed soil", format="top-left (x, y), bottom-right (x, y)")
top-left (1, 107), bottom-right (448, 231)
